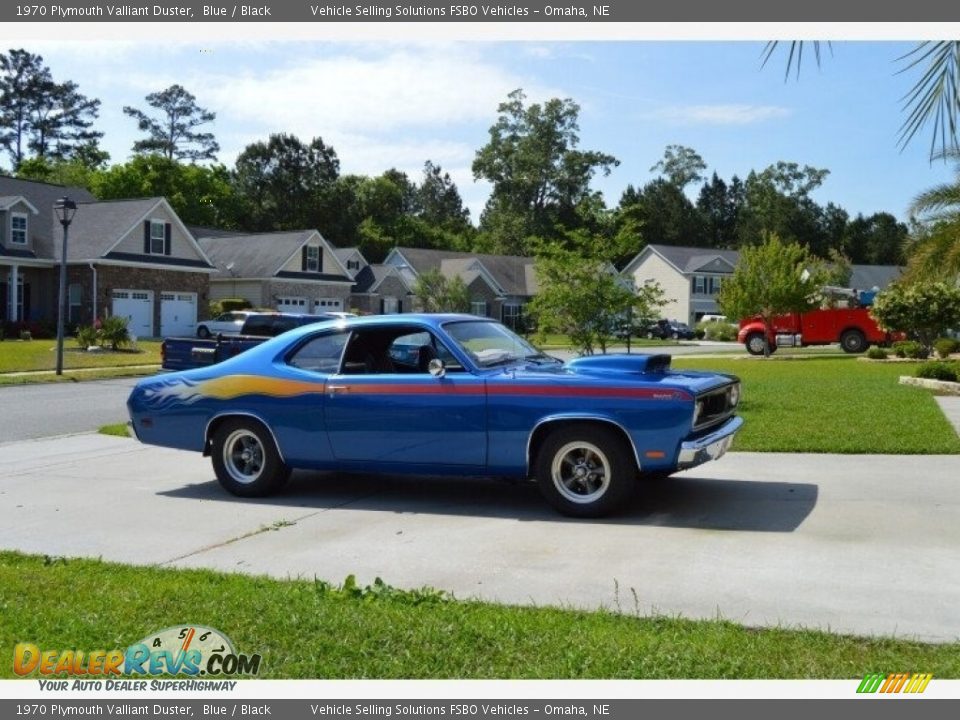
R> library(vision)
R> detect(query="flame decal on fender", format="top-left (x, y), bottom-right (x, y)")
top-left (142, 375), bottom-right (324, 408)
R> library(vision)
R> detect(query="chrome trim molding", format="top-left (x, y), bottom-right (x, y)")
top-left (525, 415), bottom-right (643, 475)
top-left (203, 411), bottom-right (287, 463)
top-left (678, 416), bottom-right (744, 469)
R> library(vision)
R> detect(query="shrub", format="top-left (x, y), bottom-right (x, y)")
top-left (19, 330), bottom-right (31, 341)
top-left (866, 346), bottom-right (889, 360)
top-left (892, 340), bottom-right (929, 359)
top-left (915, 361), bottom-right (959, 382)
top-left (75, 325), bottom-right (99, 350)
top-left (99, 316), bottom-right (130, 350)
top-left (934, 337), bottom-right (960, 359)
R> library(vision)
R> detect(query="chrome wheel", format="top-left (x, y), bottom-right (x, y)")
top-left (550, 441), bottom-right (611, 505)
top-left (746, 333), bottom-right (766, 355)
top-left (222, 429), bottom-right (265, 485)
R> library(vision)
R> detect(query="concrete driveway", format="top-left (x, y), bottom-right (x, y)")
top-left (2, 433), bottom-right (959, 643)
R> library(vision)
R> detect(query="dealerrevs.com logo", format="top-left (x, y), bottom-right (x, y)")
top-left (857, 673), bottom-right (933, 694)
top-left (14, 625), bottom-right (261, 680)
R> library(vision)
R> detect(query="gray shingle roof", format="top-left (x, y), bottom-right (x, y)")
top-left (198, 230), bottom-right (350, 282)
top-left (0, 176), bottom-right (95, 257)
top-left (392, 247), bottom-right (537, 296)
top-left (850, 264), bottom-right (903, 291)
top-left (66, 197), bottom-right (164, 261)
top-left (645, 244), bottom-right (740, 274)
top-left (352, 263), bottom-right (404, 293)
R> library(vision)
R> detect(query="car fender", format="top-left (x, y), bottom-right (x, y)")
top-left (525, 413), bottom-right (643, 475)
top-left (204, 410), bottom-right (287, 463)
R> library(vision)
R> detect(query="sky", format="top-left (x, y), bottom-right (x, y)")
top-left (8, 39), bottom-right (957, 225)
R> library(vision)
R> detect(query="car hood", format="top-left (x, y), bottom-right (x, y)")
top-left (499, 353), bottom-right (736, 396)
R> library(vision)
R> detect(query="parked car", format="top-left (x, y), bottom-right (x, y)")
top-left (645, 319), bottom-right (696, 340)
top-left (161, 312), bottom-right (341, 371)
top-left (195, 311), bottom-right (256, 339)
top-left (129, 314), bottom-right (743, 518)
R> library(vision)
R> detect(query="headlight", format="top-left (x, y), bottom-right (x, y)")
top-left (728, 383), bottom-right (741, 408)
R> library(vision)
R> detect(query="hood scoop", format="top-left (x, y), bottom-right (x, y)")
top-left (565, 353), bottom-right (672, 375)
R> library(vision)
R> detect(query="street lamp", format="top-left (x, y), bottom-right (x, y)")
top-left (54, 197), bottom-right (77, 375)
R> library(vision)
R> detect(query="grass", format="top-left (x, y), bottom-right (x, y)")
top-left (98, 423), bottom-right (131, 437)
top-left (0, 339), bottom-right (161, 373)
top-left (1, 551), bottom-right (957, 679)
top-left (0, 366), bottom-right (158, 387)
top-left (673, 356), bottom-right (960, 454)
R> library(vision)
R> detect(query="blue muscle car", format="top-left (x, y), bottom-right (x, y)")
top-left (127, 314), bottom-right (743, 517)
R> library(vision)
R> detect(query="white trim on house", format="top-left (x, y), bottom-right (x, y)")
top-left (147, 217), bottom-right (166, 255)
top-left (367, 266), bottom-right (415, 294)
top-left (210, 275), bottom-right (354, 285)
top-left (73, 258), bottom-right (219, 274)
top-left (621, 245), bottom-right (685, 277)
top-left (0, 196), bottom-right (39, 214)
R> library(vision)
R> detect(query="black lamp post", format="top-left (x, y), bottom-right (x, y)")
top-left (54, 197), bottom-right (77, 375)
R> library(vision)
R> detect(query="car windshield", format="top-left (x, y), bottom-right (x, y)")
top-left (443, 320), bottom-right (543, 368)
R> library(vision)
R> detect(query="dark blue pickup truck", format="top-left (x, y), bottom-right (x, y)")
top-left (161, 313), bottom-right (341, 371)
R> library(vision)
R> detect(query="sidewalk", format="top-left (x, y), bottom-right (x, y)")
top-left (936, 396), bottom-right (960, 436)
top-left (0, 364), bottom-right (159, 380)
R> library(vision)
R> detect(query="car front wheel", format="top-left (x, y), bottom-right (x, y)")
top-left (211, 418), bottom-right (290, 497)
top-left (535, 424), bottom-right (636, 517)
top-left (840, 329), bottom-right (868, 353)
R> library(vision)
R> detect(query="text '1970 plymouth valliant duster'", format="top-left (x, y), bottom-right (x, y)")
top-left (127, 314), bottom-right (742, 517)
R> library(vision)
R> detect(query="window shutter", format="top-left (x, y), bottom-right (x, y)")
top-left (164, 223), bottom-right (172, 256)
top-left (301, 247), bottom-right (308, 272)
top-left (318, 249), bottom-right (323, 272)
top-left (143, 221), bottom-right (151, 254)
top-left (379, 298), bottom-right (385, 313)
top-left (397, 299), bottom-right (403, 313)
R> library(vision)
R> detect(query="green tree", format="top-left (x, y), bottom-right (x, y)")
top-left (870, 281), bottom-right (960, 352)
top-left (529, 229), bottom-right (664, 355)
top-left (650, 144), bottom-right (707, 190)
top-left (15, 156), bottom-right (100, 190)
top-left (231, 133), bottom-right (339, 231)
top-left (124, 84), bottom-right (219, 162)
top-left (94, 155), bottom-right (237, 227)
top-left (0, 49), bottom-right (103, 170)
top-left (472, 89), bottom-right (618, 254)
top-left (417, 160), bottom-right (471, 233)
top-left (718, 234), bottom-right (823, 356)
top-left (842, 212), bottom-right (907, 265)
top-left (619, 179), bottom-right (704, 248)
top-left (412, 268), bottom-right (470, 313)
top-left (696, 172), bottom-right (741, 248)
top-left (902, 148), bottom-right (960, 280)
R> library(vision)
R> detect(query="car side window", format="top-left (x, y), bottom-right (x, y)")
top-left (287, 332), bottom-right (349, 373)
top-left (388, 332), bottom-right (460, 373)
top-left (217, 313), bottom-right (233, 322)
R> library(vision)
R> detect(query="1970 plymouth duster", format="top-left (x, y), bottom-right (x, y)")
top-left (127, 314), bottom-right (742, 517)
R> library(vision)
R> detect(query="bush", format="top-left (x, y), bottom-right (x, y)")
top-left (18, 330), bottom-right (31, 341)
top-left (99, 316), bottom-right (130, 350)
top-left (866, 346), bottom-right (889, 360)
top-left (915, 361), bottom-right (959, 382)
top-left (694, 321), bottom-right (738, 342)
top-left (934, 337), bottom-right (960, 359)
top-left (892, 340), bottom-right (929, 359)
top-left (210, 298), bottom-right (253, 317)
top-left (75, 325), bottom-right (99, 350)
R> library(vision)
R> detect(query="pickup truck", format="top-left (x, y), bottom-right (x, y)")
top-left (161, 313), bottom-right (339, 371)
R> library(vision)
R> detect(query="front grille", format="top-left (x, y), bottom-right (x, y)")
top-left (694, 382), bottom-right (739, 430)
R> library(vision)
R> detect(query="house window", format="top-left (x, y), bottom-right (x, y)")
top-left (694, 276), bottom-right (706, 295)
top-left (382, 297), bottom-right (399, 314)
top-left (306, 246), bottom-right (320, 272)
top-left (347, 259), bottom-right (360, 271)
top-left (11, 213), bottom-right (27, 244)
top-left (502, 303), bottom-right (523, 330)
top-left (69, 283), bottom-right (82, 325)
top-left (470, 300), bottom-right (488, 317)
top-left (149, 220), bottom-right (165, 254)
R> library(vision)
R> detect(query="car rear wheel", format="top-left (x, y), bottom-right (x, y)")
top-left (197, 325), bottom-right (211, 339)
top-left (211, 418), bottom-right (290, 497)
top-left (535, 424), bottom-right (636, 517)
top-left (840, 329), bottom-right (868, 354)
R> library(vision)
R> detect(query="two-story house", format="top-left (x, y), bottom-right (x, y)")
top-left (1, 176), bottom-right (216, 337)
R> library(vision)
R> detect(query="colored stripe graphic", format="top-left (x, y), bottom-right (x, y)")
top-left (857, 672), bottom-right (931, 694)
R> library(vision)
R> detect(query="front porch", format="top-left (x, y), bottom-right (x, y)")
top-left (1, 262), bottom-right (56, 328)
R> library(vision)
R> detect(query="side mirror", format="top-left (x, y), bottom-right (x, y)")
top-left (428, 358), bottom-right (446, 378)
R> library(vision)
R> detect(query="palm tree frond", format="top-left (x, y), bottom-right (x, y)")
top-left (760, 41), bottom-right (830, 82)
top-left (897, 41), bottom-right (960, 159)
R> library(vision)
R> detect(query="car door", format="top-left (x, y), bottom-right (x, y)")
top-left (323, 327), bottom-right (487, 466)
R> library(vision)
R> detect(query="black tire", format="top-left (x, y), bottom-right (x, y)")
top-left (840, 329), bottom-right (868, 354)
top-left (197, 325), bottom-right (211, 339)
top-left (534, 424), bottom-right (637, 518)
top-left (745, 332), bottom-right (767, 356)
top-left (211, 418), bottom-right (290, 497)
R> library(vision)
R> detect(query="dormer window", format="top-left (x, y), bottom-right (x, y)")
top-left (347, 259), bottom-right (360, 270)
top-left (10, 213), bottom-right (27, 244)
top-left (150, 220), bottom-right (165, 254)
top-left (306, 246), bottom-right (320, 272)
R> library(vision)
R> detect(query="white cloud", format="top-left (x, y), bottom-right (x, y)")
top-left (652, 104), bottom-right (791, 125)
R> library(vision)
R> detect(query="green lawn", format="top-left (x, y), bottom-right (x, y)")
top-left (2, 551), bottom-right (957, 679)
top-left (673, 356), bottom-right (960, 454)
top-left (0, 339), bottom-right (161, 373)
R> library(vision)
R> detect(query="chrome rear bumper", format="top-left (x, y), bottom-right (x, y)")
top-left (677, 416), bottom-right (743, 469)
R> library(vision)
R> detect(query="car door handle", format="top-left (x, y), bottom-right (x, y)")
top-left (328, 385), bottom-right (349, 394)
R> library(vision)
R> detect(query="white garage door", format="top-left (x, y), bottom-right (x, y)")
top-left (314, 297), bottom-right (343, 313)
top-left (112, 290), bottom-right (153, 338)
top-left (276, 296), bottom-right (308, 313)
top-left (160, 292), bottom-right (197, 338)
